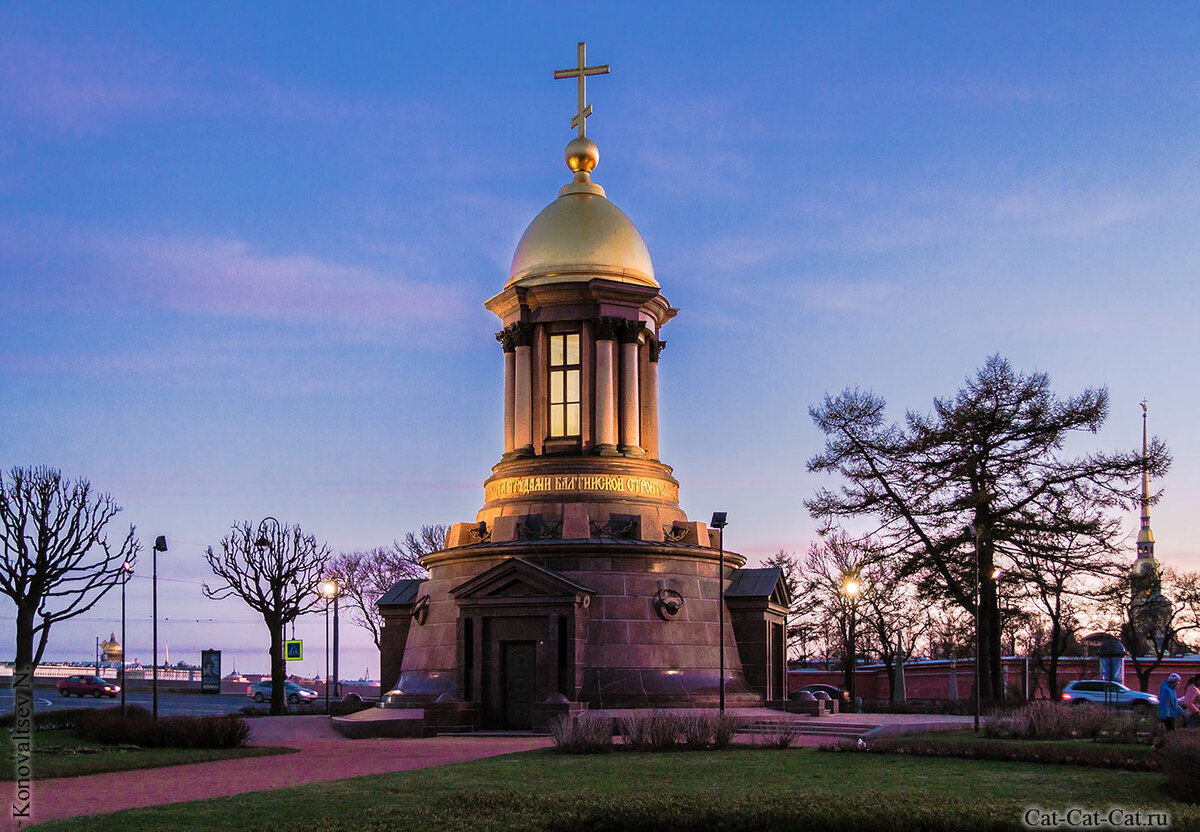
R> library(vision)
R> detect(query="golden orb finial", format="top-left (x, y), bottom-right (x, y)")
top-left (565, 136), bottom-right (599, 174)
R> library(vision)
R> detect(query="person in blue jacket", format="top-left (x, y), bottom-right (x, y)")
top-left (1158, 672), bottom-right (1181, 733)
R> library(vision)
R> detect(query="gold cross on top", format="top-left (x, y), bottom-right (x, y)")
top-left (554, 42), bottom-right (609, 138)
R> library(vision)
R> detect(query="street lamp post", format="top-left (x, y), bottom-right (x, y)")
top-left (254, 517), bottom-right (283, 709)
top-left (711, 512), bottom-right (728, 715)
top-left (843, 575), bottom-right (861, 714)
top-left (121, 559), bottom-right (133, 717)
top-left (151, 535), bottom-right (168, 722)
top-left (318, 579), bottom-right (342, 711)
top-left (965, 524), bottom-right (980, 733)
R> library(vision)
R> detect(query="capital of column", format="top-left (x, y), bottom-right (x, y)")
top-left (593, 316), bottom-right (621, 342)
top-left (648, 337), bottom-right (667, 363)
top-left (616, 319), bottom-right (645, 344)
top-left (497, 323), bottom-right (535, 352)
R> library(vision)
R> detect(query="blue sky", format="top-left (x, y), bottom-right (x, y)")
top-left (2, 3), bottom-right (1198, 677)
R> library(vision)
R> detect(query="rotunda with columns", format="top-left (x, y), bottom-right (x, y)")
top-left (377, 46), bottom-right (788, 730)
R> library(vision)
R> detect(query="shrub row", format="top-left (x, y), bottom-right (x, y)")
top-left (828, 734), bottom-right (1159, 771)
top-left (549, 712), bottom-right (739, 754)
top-left (984, 700), bottom-right (1158, 744)
top-left (73, 705), bottom-right (250, 748)
top-left (0, 706), bottom-right (95, 731)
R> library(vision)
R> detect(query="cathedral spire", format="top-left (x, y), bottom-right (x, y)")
top-left (1135, 400), bottom-right (1155, 566)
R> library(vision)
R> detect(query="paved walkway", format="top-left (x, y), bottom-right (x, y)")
top-left (10, 717), bottom-right (550, 829)
top-left (11, 712), bottom-right (973, 828)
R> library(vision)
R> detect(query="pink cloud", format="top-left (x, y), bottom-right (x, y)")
top-left (87, 233), bottom-right (467, 336)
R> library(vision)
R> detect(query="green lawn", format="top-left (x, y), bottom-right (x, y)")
top-left (3, 729), bottom-right (294, 780)
top-left (27, 746), bottom-right (1199, 832)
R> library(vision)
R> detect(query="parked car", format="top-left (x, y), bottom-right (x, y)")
top-left (1061, 680), bottom-right (1158, 711)
top-left (246, 680), bottom-right (319, 704)
top-left (789, 684), bottom-right (851, 704)
top-left (56, 675), bottom-right (120, 698)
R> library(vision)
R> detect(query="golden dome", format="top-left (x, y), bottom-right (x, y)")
top-left (507, 141), bottom-right (656, 289)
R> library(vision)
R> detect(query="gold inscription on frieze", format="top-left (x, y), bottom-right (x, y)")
top-left (484, 473), bottom-right (679, 503)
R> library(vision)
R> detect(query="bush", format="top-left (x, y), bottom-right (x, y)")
top-left (985, 700), bottom-right (1156, 743)
top-left (619, 712), bottom-right (685, 752)
top-left (548, 714), bottom-right (613, 754)
top-left (0, 706), bottom-right (97, 731)
top-left (755, 719), bottom-right (799, 749)
top-left (1161, 730), bottom-right (1200, 803)
top-left (676, 713), bottom-right (738, 750)
top-left (74, 706), bottom-right (250, 748)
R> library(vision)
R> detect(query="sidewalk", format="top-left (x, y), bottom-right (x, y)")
top-left (9, 716), bottom-right (550, 829)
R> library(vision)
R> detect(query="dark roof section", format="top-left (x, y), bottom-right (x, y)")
top-left (725, 567), bottom-right (787, 601)
top-left (377, 578), bottom-right (425, 607)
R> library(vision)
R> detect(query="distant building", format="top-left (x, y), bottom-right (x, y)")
top-left (99, 633), bottom-right (122, 662)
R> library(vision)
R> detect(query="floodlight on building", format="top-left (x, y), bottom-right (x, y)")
top-left (152, 535), bottom-right (167, 721)
top-left (710, 511), bottom-right (728, 713)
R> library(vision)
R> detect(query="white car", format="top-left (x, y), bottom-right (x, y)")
top-left (1061, 680), bottom-right (1158, 711)
top-left (246, 680), bottom-right (319, 704)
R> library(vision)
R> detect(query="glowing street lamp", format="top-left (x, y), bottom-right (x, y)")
top-left (319, 578), bottom-right (342, 705)
top-left (842, 573), bottom-right (861, 713)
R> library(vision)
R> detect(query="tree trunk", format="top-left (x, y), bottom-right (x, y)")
top-left (268, 617), bottom-right (286, 715)
top-left (976, 538), bottom-right (1003, 701)
top-left (1047, 616), bottom-right (1062, 700)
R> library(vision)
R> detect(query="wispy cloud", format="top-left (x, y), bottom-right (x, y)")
top-left (0, 223), bottom-right (467, 342)
top-left (99, 235), bottom-right (463, 329)
top-left (0, 22), bottom-right (432, 136)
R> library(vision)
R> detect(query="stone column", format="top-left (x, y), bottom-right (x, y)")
top-left (617, 320), bottom-right (644, 455)
top-left (593, 317), bottom-right (618, 455)
top-left (496, 329), bottom-right (516, 455)
top-left (642, 337), bottom-right (664, 459)
top-left (512, 323), bottom-right (535, 456)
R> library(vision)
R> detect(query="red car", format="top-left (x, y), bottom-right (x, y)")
top-left (56, 675), bottom-right (121, 698)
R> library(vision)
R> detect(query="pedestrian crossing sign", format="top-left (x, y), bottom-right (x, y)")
top-left (285, 640), bottom-right (303, 661)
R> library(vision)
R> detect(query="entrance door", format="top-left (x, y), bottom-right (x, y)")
top-left (502, 641), bottom-right (536, 729)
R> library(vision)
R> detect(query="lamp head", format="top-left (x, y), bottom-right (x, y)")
top-left (318, 579), bottom-right (340, 599)
top-left (153, 535), bottom-right (168, 553)
top-left (844, 578), bottom-right (861, 598)
top-left (710, 511), bottom-right (728, 529)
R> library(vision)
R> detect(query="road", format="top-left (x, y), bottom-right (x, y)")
top-left (3, 689), bottom-right (248, 716)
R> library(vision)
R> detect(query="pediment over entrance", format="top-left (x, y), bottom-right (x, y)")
top-left (450, 557), bottom-right (595, 602)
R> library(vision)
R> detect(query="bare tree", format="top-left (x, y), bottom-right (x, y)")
top-left (760, 549), bottom-right (819, 662)
top-left (799, 532), bottom-right (878, 709)
top-left (1097, 566), bottom-right (1196, 692)
top-left (858, 557), bottom-right (929, 703)
top-left (0, 466), bottom-right (138, 682)
top-left (327, 523), bottom-right (444, 650)
top-left (203, 520), bottom-right (330, 714)
top-left (1006, 514), bottom-right (1124, 699)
